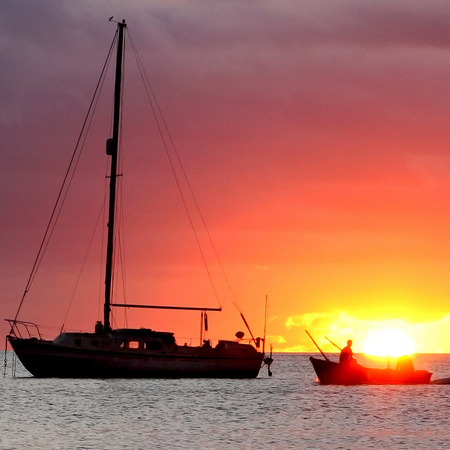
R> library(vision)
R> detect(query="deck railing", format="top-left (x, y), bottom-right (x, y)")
top-left (5, 319), bottom-right (43, 340)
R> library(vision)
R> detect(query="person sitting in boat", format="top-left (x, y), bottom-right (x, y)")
top-left (396, 355), bottom-right (414, 373)
top-left (339, 340), bottom-right (355, 365)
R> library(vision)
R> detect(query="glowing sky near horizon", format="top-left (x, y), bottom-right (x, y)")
top-left (2, 1), bottom-right (450, 353)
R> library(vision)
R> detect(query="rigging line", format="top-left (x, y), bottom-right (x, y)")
top-left (24, 36), bottom-right (113, 320)
top-left (11, 30), bottom-right (119, 327)
top-left (232, 300), bottom-right (257, 343)
top-left (117, 231), bottom-right (128, 328)
top-left (115, 170), bottom-right (129, 327)
top-left (113, 179), bottom-right (128, 327)
top-left (30, 41), bottom-right (112, 290)
top-left (104, 32), bottom-right (128, 328)
top-left (98, 161), bottom-right (110, 321)
top-left (118, 39), bottom-right (128, 328)
top-left (127, 30), bottom-right (222, 306)
top-left (154, 102), bottom-right (236, 304)
top-left (60, 192), bottom-right (108, 333)
top-left (263, 295), bottom-right (268, 355)
top-left (128, 31), bottom-right (240, 309)
top-left (118, 36), bottom-right (129, 328)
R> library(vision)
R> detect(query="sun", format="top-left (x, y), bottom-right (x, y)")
top-left (362, 329), bottom-right (415, 357)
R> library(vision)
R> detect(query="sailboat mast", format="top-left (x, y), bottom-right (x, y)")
top-left (104, 20), bottom-right (126, 331)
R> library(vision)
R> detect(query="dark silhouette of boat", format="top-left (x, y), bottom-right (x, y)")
top-left (310, 356), bottom-right (432, 385)
top-left (8, 326), bottom-right (265, 378)
top-left (6, 20), bottom-right (272, 378)
top-left (306, 331), bottom-right (431, 385)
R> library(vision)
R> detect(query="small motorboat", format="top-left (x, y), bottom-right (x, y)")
top-left (310, 356), bottom-right (432, 385)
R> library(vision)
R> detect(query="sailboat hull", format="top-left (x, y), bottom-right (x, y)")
top-left (8, 334), bottom-right (263, 378)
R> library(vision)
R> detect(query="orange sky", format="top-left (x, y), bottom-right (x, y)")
top-left (3, 1), bottom-right (450, 353)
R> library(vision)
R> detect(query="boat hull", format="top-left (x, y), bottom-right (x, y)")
top-left (8, 335), bottom-right (263, 378)
top-left (310, 356), bottom-right (432, 385)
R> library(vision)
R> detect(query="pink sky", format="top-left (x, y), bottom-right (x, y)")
top-left (2, 1), bottom-right (450, 353)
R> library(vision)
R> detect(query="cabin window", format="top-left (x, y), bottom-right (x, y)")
top-left (91, 340), bottom-right (99, 347)
top-left (75, 339), bottom-right (81, 347)
top-left (119, 340), bottom-right (142, 349)
top-left (145, 341), bottom-right (162, 350)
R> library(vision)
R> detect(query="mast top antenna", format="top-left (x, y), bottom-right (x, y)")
top-left (108, 17), bottom-right (127, 26)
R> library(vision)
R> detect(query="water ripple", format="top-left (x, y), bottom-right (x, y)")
top-left (1, 353), bottom-right (450, 449)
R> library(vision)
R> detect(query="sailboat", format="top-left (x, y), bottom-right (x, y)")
top-left (6, 20), bottom-right (272, 378)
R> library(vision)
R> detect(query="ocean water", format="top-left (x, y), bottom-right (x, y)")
top-left (2, 352), bottom-right (450, 449)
